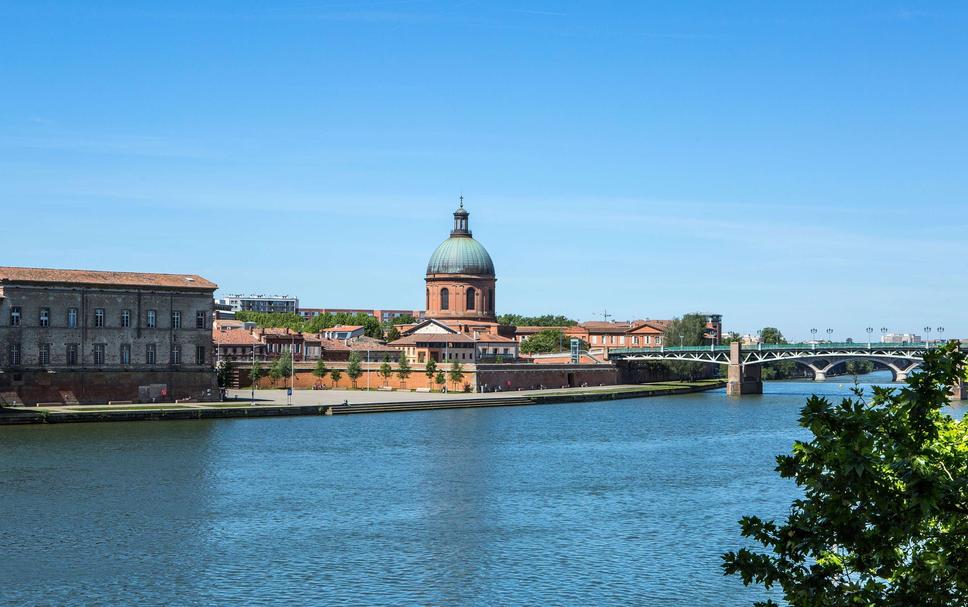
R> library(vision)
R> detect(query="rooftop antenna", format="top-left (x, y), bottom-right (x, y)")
top-left (598, 309), bottom-right (613, 322)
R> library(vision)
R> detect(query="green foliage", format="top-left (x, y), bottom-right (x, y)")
top-left (397, 352), bottom-right (412, 385)
top-left (434, 370), bottom-right (446, 389)
top-left (752, 326), bottom-right (811, 380)
top-left (843, 360), bottom-right (876, 375)
top-left (269, 351), bottom-right (292, 386)
top-left (497, 313), bottom-right (579, 327)
top-left (329, 368), bottom-right (342, 386)
top-left (424, 358), bottom-right (437, 381)
top-left (448, 361), bottom-right (464, 388)
top-left (250, 361), bottom-right (264, 389)
top-left (235, 311), bottom-right (304, 331)
top-left (520, 329), bottom-right (569, 354)
top-left (378, 354), bottom-right (393, 386)
top-left (758, 327), bottom-right (786, 345)
top-left (723, 341), bottom-right (968, 606)
top-left (761, 360), bottom-right (807, 380)
top-left (235, 310), bottom-right (386, 340)
top-left (662, 313), bottom-right (711, 380)
top-left (216, 359), bottom-right (234, 388)
top-left (390, 314), bottom-right (417, 325)
top-left (312, 359), bottom-right (328, 379)
top-left (724, 332), bottom-right (743, 343)
top-left (346, 352), bottom-right (363, 388)
top-left (385, 324), bottom-right (401, 342)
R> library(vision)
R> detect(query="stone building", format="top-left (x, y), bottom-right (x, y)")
top-left (0, 267), bottom-right (217, 405)
top-left (425, 199), bottom-right (497, 323)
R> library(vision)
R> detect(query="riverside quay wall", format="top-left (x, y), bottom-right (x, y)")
top-left (236, 361), bottom-right (623, 392)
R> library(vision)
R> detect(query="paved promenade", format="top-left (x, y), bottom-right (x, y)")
top-left (0, 381), bottom-right (726, 424)
top-left (223, 384), bottom-right (687, 406)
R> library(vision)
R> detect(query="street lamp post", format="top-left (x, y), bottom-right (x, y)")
top-left (810, 328), bottom-right (817, 350)
top-left (923, 326), bottom-right (932, 347)
top-left (826, 328), bottom-right (833, 343)
top-left (679, 334), bottom-right (684, 347)
top-left (937, 326), bottom-right (945, 344)
top-left (866, 327), bottom-right (873, 348)
top-left (289, 333), bottom-right (294, 406)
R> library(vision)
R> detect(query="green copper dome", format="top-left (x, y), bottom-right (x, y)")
top-left (427, 236), bottom-right (495, 276)
top-left (426, 200), bottom-right (495, 276)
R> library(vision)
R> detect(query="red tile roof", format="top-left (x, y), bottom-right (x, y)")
top-left (0, 266), bottom-right (217, 290)
top-left (390, 333), bottom-right (477, 346)
top-left (212, 328), bottom-right (261, 346)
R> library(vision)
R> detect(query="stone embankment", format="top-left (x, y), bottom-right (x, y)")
top-left (0, 381), bottom-right (726, 425)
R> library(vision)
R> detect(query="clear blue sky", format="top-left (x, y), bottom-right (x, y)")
top-left (2, 2), bottom-right (966, 340)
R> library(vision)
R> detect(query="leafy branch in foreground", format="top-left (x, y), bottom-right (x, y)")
top-left (723, 341), bottom-right (968, 606)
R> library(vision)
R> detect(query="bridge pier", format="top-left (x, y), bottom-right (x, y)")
top-left (726, 342), bottom-right (763, 396)
top-left (951, 379), bottom-right (966, 401)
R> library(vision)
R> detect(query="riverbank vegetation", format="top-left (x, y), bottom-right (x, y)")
top-left (723, 341), bottom-right (968, 605)
top-left (661, 313), bottom-right (713, 380)
top-left (497, 314), bottom-right (578, 327)
top-left (233, 310), bottom-right (417, 340)
top-left (520, 329), bottom-right (589, 354)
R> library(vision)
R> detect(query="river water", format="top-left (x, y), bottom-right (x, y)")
top-left (2, 371), bottom-right (963, 606)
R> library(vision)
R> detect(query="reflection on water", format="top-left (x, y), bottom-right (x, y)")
top-left (1, 371), bottom-right (962, 605)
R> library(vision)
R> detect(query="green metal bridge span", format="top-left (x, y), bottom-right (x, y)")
top-left (609, 341), bottom-right (967, 397)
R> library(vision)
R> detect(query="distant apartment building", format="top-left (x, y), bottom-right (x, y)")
top-left (217, 294), bottom-right (299, 314)
top-left (0, 266), bottom-right (217, 405)
top-left (881, 333), bottom-right (923, 344)
top-left (298, 307), bottom-right (425, 323)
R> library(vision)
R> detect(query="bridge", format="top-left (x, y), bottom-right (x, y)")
top-left (609, 341), bottom-right (967, 399)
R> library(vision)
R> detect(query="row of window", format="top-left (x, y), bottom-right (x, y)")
top-left (5, 343), bottom-right (206, 366)
top-left (7, 306), bottom-right (207, 329)
top-left (430, 287), bottom-right (496, 312)
top-left (587, 334), bottom-right (663, 346)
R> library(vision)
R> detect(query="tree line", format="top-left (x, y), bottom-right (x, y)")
top-left (233, 310), bottom-right (417, 340)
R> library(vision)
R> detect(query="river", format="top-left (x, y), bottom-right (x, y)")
top-left (1, 371), bottom-right (963, 605)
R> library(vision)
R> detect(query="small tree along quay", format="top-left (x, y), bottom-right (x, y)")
top-left (723, 341), bottom-right (968, 606)
top-left (424, 359), bottom-right (437, 384)
top-left (250, 361), bottom-right (264, 391)
top-left (346, 352), bottom-right (363, 389)
top-left (312, 359), bottom-right (329, 387)
top-left (397, 353), bottom-right (412, 388)
top-left (449, 361), bottom-right (464, 390)
top-left (434, 371), bottom-right (446, 391)
top-left (268, 351), bottom-right (292, 388)
top-left (329, 368), bottom-right (342, 387)
top-left (378, 354), bottom-right (393, 387)
top-left (216, 359), bottom-right (235, 388)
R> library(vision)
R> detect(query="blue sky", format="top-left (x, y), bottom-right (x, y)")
top-left (2, 1), bottom-right (966, 340)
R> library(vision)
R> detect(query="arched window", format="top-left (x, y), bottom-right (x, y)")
top-left (440, 288), bottom-right (449, 310)
top-left (488, 288), bottom-right (495, 312)
top-left (466, 287), bottom-right (476, 310)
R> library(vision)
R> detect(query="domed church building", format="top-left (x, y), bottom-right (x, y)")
top-left (425, 198), bottom-right (497, 323)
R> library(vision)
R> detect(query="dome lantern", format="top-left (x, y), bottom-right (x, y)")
top-left (451, 195), bottom-right (471, 236)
